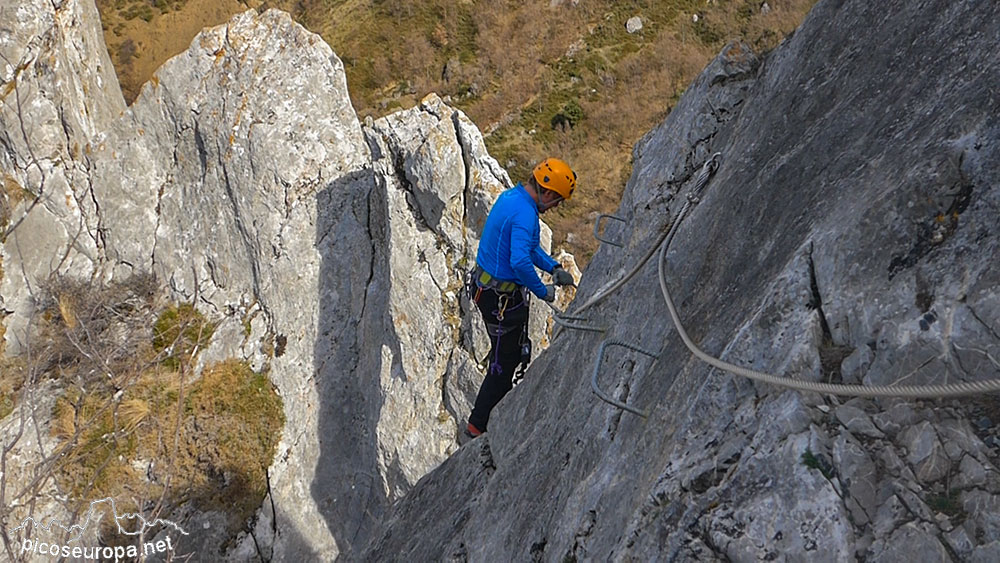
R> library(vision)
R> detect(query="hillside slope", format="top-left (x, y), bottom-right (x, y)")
top-left (364, 0), bottom-right (1000, 560)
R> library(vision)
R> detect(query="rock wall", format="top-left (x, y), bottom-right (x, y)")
top-left (365, 1), bottom-right (1000, 561)
top-left (1, 2), bottom-right (567, 560)
top-left (88, 10), bottom-right (374, 558)
top-left (0, 0), bottom-right (125, 352)
top-left (0, 0), bottom-right (127, 544)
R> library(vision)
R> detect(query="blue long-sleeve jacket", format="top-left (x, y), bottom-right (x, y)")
top-left (476, 183), bottom-right (559, 298)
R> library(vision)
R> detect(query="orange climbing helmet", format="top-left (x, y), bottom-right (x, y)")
top-left (533, 158), bottom-right (577, 200)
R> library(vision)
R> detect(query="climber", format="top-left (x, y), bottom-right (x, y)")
top-left (463, 157), bottom-right (577, 441)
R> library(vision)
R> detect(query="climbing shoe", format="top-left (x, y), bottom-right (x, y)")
top-left (458, 423), bottom-right (482, 446)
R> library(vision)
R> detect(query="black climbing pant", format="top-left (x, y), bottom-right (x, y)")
top-left (468, 284), bottom-right (529, 432)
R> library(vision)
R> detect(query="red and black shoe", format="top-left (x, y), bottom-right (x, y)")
top-left (465, 423), bottom-right (483, 438)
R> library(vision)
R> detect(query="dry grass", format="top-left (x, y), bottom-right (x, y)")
top-left (0, 355), bottom-right (26, 420)
top-left (181, 359), bottom-right (285, 523)
top-left (22, 276), bottom-right (284, 542)
top-left (49, 352), bottom-right (283, 542)
top-left (119, 397), bottom-right (151, 431)
top-left (34, 274), bottom-right (158, 381)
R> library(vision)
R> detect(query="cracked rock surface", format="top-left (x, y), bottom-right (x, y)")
top-left (365, 1), bottom-right (1000, 561)
top-left (0, 0), bottom-right (125, 352)
top-left (1, 3), bottom-right (566, 561)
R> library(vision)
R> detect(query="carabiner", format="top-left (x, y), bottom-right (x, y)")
top-left (496, 293), bottom-right (510, 321)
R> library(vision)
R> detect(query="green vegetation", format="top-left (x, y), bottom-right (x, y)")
top-left (27, 276), bottom-right (283, 538)
top-left (926, 490), bottom-right (965, 519)
top-left (52, 360), bottom-right (284, 537)
top-left (121, 2), bottom-right (155, 22)
top-left (801, 448), bottom-right (834, 479)
top-left (153, 303), bottom-right (216, 370)
top-left (185, 360), bottom-right (286, 519)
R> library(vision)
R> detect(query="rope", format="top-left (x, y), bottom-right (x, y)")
top-left (654, 166), bottom-right (1000, 398)
top-left (568, 154), bottom-right (721, 318)
top-left (556, 152), bottom-right (1000, 401)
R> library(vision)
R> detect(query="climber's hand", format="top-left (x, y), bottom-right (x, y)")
top-left (542, 284), bottom-right (556, 302)
top-left (552, 266), bottom-right (575, 287)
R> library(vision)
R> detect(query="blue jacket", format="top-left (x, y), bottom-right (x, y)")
top-left (476, 183), bottom-right (559, 298)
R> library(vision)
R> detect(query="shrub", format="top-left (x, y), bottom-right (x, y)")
top-left (51, 360), bottom-right (284, 539)
top-left (36, 273), bottom-right (158, 382)
top-left (117, 38), bottom-right (137, 66)
top-left (26, 276), bottom-right (282, 539)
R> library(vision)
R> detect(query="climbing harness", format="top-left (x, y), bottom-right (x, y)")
top-left (549, 150), bottom-right (1000, 417)
top-left (473, 265), bottom-right (518, 293)
top-left (467, 265), bottom-right (534, 382)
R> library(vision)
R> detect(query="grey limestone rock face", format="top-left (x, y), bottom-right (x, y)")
top-left (359, 90), bottom-right (564, 495)
top-left (0, 0), bottom-right (125, 353)
top-left (365, 0), bottom-right (1000, 561)
top-left (1, 2), bottom-right (569, 560)
top-left (85, 10), bottom-right (372, 559)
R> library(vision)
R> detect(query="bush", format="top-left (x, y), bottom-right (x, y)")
top-left (27, 276), bottom-right (282, 539)
top-left (52, 360), bottom-right (284, 539)
top-left (35, 273), bottom-right (158, 382)
top-left (117, 38), bottom-right (137, 66)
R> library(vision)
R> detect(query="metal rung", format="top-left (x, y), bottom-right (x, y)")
top-left (593, 214), bottom-right (627, 247)
top-left (545, 301), bottom-right (605, 334)
top-left (591, 339), bottom-right (659, 417)
top-left (552, 312), bottom-right (606, 333)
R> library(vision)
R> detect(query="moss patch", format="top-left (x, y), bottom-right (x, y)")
top-left (52, 360), bottom-right (284, 540)
top-left (184, 360), bottom-right (285, 521)
top-left (29, 277), bottom-right (282, 541)
top-left (153, 303), bottom-right (216, 370)
top-left (801, 448), bottom-right (834, 479)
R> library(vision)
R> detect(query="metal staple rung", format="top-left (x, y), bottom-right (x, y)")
top-left (551, 313), bottom-right (606, 333)
top-left (593, 214), bottom-right (627, 248)
top-left (591, 339), bottom-right (660, 418)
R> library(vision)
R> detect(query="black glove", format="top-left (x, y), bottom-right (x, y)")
top-left (542, 284), bottom-right (556, 302)
top-left (552, 266), bottom-right (575, 287)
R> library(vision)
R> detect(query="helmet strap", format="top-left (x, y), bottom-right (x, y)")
top-left (536, 189), bottom-right (563, 212)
